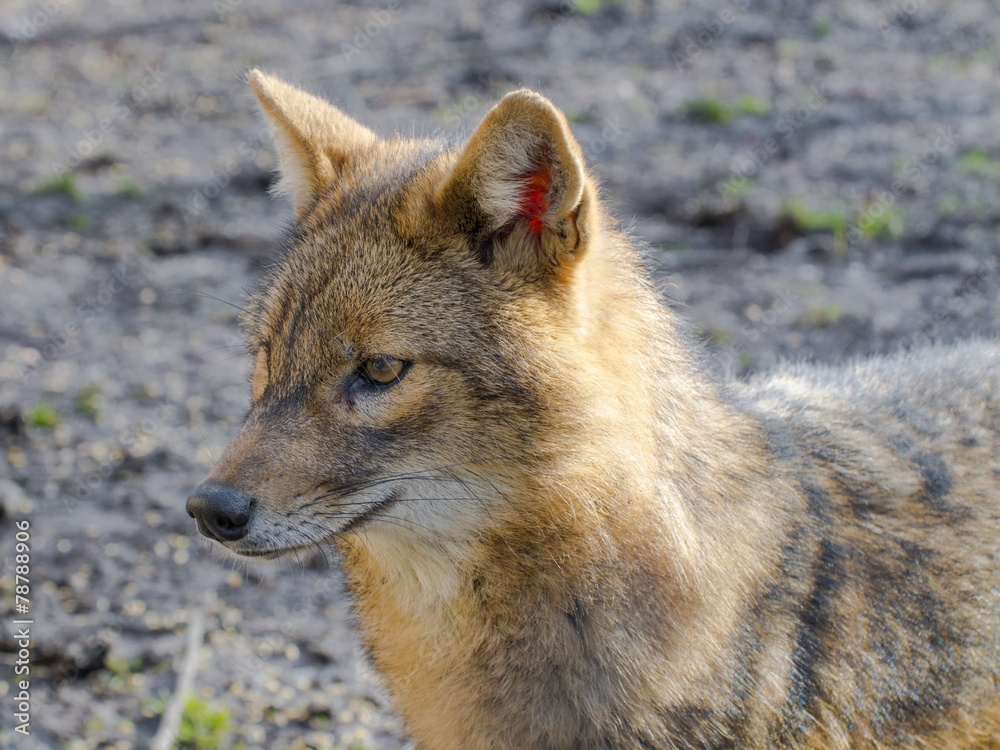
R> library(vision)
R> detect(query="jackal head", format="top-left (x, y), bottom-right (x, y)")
top-left (187, 71), bottom-right (660, 562)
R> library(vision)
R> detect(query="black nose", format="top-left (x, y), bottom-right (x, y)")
top-left (186, 484), bottom-right (253, 542)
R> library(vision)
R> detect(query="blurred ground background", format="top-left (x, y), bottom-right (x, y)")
top-left (1, 0), bottom-right (999, 747)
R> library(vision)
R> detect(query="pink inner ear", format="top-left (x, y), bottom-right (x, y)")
top-left (519, 168), bottom-right (551, 235)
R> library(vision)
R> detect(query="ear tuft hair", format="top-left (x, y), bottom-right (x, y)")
top-left (247, 69), bottom-right (378, 218)
top-left (436, 90), bottom-right (591, 278)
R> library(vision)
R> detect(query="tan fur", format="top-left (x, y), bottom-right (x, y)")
top-left (186, 70), bottom-right (1000, 749)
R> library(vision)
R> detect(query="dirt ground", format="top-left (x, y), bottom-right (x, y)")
top-left (1, 0), bottom-right (999, 747)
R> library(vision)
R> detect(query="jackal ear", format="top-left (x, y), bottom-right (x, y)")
top-left (436, 90), bottom-right (590, 275)
top-left (248, 69), bottom-right (378, 218)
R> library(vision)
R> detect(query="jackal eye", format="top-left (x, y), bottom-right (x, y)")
top-left (358, 357), bottom-right (408, 387)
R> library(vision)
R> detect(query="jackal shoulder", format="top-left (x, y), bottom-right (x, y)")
top-left (742, 338), bottom-right (1000, 467)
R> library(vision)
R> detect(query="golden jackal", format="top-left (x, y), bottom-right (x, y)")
top-left (187, 70), bottom-right (1000, 749)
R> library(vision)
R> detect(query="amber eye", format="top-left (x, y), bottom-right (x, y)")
top-left (359, 357), bottom-right (408, 386)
